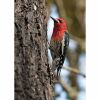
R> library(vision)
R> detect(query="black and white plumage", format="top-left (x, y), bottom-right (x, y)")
top-left (49, 32), bottom-right (69, 77)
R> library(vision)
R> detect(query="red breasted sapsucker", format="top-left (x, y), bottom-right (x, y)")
top-left (49, 16), bottom-right (69, 77)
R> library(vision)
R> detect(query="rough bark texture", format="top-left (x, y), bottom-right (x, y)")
top-left (15, 0), bottom-right (53, 100)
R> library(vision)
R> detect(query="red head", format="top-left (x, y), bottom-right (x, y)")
top-left (51, 16), bottom-right (68, 41)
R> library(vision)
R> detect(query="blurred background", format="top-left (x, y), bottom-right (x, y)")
top-left (47, 0), bottom-right (85, 100)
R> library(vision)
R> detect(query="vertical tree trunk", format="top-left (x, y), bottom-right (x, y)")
top-left (15, 0), bottom-right (52, 100)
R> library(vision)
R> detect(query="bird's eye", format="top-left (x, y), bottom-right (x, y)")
top-left (59, 20), bottom-right (62, 23)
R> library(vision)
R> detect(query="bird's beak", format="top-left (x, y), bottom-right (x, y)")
top-left (50, 16), bottom-right (59, 23)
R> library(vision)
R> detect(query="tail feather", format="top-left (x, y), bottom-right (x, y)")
top-left (57, 65), bottom-right (62, 77)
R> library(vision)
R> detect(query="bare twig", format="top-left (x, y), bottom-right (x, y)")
top-left (59, 79), bottom-right (78, 99)
top-left (63, 66), bottom-right (86, 78)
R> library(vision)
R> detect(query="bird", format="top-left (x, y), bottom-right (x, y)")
top-left (49, 16), bottom-right (69, 77)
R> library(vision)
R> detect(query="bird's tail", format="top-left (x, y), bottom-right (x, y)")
top-left (57, 65), bottom-right (62, 77)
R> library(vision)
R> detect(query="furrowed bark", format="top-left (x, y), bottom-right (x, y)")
top-left (15, 0), bottom-right (53, 100)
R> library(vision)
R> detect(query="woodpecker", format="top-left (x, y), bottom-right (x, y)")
top-left (49, 16), bottom-right (69, 77)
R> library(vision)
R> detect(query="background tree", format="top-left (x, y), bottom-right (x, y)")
top-left (47, 0), bottom-right (85, 100)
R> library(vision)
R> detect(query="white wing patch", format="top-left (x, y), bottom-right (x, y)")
top-left (61, 34), bottom-right (65, 55)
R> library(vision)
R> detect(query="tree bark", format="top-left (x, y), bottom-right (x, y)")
top-left (15, 0), bottom-right (53, 100)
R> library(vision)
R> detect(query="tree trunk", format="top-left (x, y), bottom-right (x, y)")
top-left (15, 0), bottom-right (53, 100)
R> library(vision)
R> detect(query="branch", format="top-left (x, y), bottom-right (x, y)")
top-left (59, 79), bottom-right (78, 99)
top-left (63, 66), bottom-right (86, 78)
